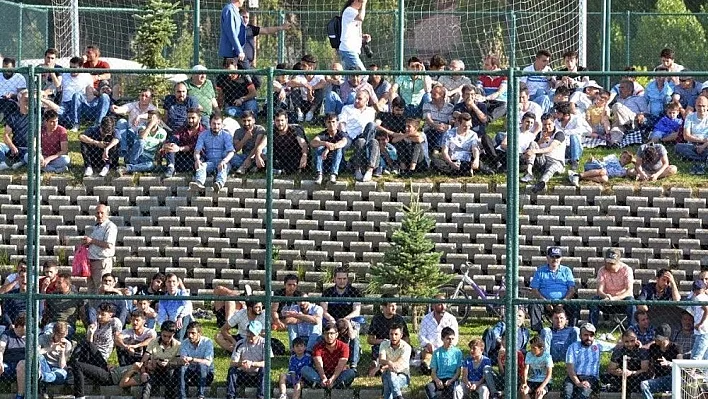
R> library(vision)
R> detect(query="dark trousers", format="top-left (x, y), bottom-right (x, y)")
top-left (81, 141), bottom-right (119, 169)
top-left (425, 377), bottom-right (459, 399)
top-left (529, 303), bottom-right (580, 332)
top-left (226, 367), bottom-right (265, 398)
top-left (141, 366), bottom-right (178, 399)
top-left (601, 372), bottom-right (650, 393)
top-left (70, 340), bottom-right (108, 370)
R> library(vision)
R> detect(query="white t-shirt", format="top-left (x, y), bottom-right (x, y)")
top-left (339, 6), bottom-right (362, 53)
top-left (61, 73), bottom-right (94, 104)
top-left (570, 91), bottom-right (593, 115)
top-left (685, 112), bottom-right (708, 141)
top-left (120, 327), bottom-right (157, 346)
top-left (124, 102), bottom-right (158, 128)
top-left (520, 101), bottom-right (543, 131)
top-left (339, 104), bottom-right (376, 140)
top-left (227, 309), bottom-right (266, 338)
top-left (444, 129), bottom-right (478, 162)
top-left (0, 74), bottom-right (26, 97)
top-left (695, 293), bottom-right (708, 335)
top-left (521, 64), bottom-right (553, 96)
top-left (518, 130), bottom-right (537, 154)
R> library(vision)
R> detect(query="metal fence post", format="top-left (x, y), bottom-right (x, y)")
top-left (396, 0), bottom-right (405, 71)
top-left (601, 0), bottom-right (612, 88)
top-left (277, 10), bottom-right (286, 64)
top-left (503, 11), bottom-right (519, 399)
top-left (24, 65), bottom-right (42, 399)
top-left (193, 0), bottom-right (201, 65)
top-left (18, 4), bottom-right (24, 61)
top-left (625, 11), bottom-right (631, 68)
top-left (263, 67), bottom-right (275, 399)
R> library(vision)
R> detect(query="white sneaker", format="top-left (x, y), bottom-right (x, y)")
top-left (0, 163), bottom-right (9, 171)
top-left (11, 161), bottom-right (24, 170)
top-left (84, 166), bottom-right (94, 177)
top-left (329, 174), bottom-right (337, 184)
top-left (305, 111), bottom-right (314, 122)
top-left (362, 169), bottom-right (373, 182)
top-left (297, 109), bottom-right (304, 122)
top-left (354, 169), bottom-right (363, 181)
top-left (99, 165), bottom-right (110, 177)
top-left (278, 394), bottom-right (287, 399)
top-left (314, 174), bottom-right (323, 185)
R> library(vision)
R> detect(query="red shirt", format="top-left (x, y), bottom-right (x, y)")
top-left (83, 60), bottom-right (111, 88)
top-left (172, 124), bottom-right (206, 153)
top-left (41, 126), bottom-right (67, 157)
top-left (479, 75), bottom-right (507, 94)
top-left (312, 339), bottom-right (350, 376)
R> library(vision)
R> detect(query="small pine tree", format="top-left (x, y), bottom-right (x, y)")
top-left (131, 0), bottom-right (180, 98)
top-left (368, 191), bottom-right (450, 331)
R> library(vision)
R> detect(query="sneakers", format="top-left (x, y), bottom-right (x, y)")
top-left (99, 165), bottom-right (110, 177)
top-left (305, 111), bottom-right (314, 122)
top-left (0, 163), bottom-right (8, 171)
top-left (329, 174), bottom-right (337, 184)
top-left (520, 173), bottom-right (533, 183)
top-left (569, 160), bottom-right (579, 170)
top-left (11, 161), bottom-right (24, 170)
top-left (362, 169), bottom-right (373, 182)
top-left (296, 109), bottom-right (304, 123)
top-left (84, 166), bottom-right (94, 177)
top-left (690, 163), bottom-right (706, 175)
top-left (164, 165), bottom-right (175, 178)
top-left (568, 171), bottom-right (580, 187)
top-left (354, 169), bottom-right (364, 181)
top-left (278, 394), bottom-right (287, 399)
top-left (531, 180), bottom-right (546, 194)
top-left (212, 181), bottom-right (223, 193)
top-left (314, 174), bottom-right (324, 185)
top-left (116, 166), bottom-right (127, 177)
top-left (244, 284), bottom-right (253, 296)
top-left (189, 181), bottom-right (205, 191)
top-left (70, 125), bottom-right (79, 133)
top-left (235, 166), bottom-right (246, 175)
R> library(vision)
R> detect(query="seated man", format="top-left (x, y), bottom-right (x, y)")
top-left (379, 323), bottom-right (412, 399)
top-left (72, 302), bottom-right (122, 370)
top-left (674, 75), bottom-right (701, 113)
top-left (118, 110), bottom-right (167, 175)
top-left (0, 314), bottom-right (26, 398)
top-left (78, 116), bottom-right (120, 177)
top-left (82, 45), bottom-right (111, 88)
top-left (452, 84), bottom-right (489, 136)
top-left (520, 50), bottom-right (554, 113)
top-left (563, 323), bottom-right (601, 399)
top-left (524, 113), bottom-right (567, 194)
top-left (179, 321), bottom-right (215, 399)
top-left (367, 295), bottom-right (410, 377)
top-left (226, 321), bottom-right (272, 399)
top-left (389, 117), bottom-right (427, 178)
top-left (601, 330), bottom-right (650, 393)
top-left (425, 326), bottom-right (463, 399)
top-left (138, 320), bottom-right (181, 399)
top-left (40, 56), bottom-right (101, 131)
top-left (540, 307), bottom-right (580, 363)
top-left (628, 310), bottom-right (656, 349)
top-left (216, 58), bottom-right (258, 118)
top-left (478, 55), bottom-right (508, 120)
top-left (189, 113), bottom-right (234, 193)
top-left (0, 57), bottom-right (26, 121)
top-left (30, 109), bottom-right (71, 173)
top-left (115, 310), bottom-right (157, 367)
top-left (609, 79), bottom-right (649, 143)
top-left (164, 82), bottom-right (199, 132)
top-left (339, 89), bottom-right (377, 149)
top-left (640, 324), bottom-right (682, 399)
top-left (554, 101), bottom-right (590, 170)
top-left (326, 69), bottom-right (379, 115)
top-left (644, 68), bottom-right (673, 118)
top-left (589, 248), bottom-right (635, 327)
top-left (676, 95), bottom-right (708, 175)
top-left (216, 300), bottom-right (266, 353)
top-left (633, 142), bottom-right (677, 181)
top-left (528, 246), bottom-right (578, 332)
top-left (1, 89), bottom-right (29, 170)
top-left (283, 295), bottom-right (323, 352)
top-left (310, 113), bottom-right (348, 184)
top-left (40, 48), bottom-right (62, 101)
top-left (111, 87), bottom-right (158, 135)
top-left (156, 273), bottom-right (193, 340)
top-left (186, 65), bottom-right (219, 126)
top-left (300, 322), bottom-right (356, 389)
top-left (41, 272), bottom-right (82, 338)
top-left (422, 84), bottom-right (455, 151)
top-left (86, 272), bottom-right (129, 327)
top-left (253, 109), bottom-right (308, 174)
top-left (435, 112), bottom-right (481, 176)
top-left (388, 57), bottom-right (432, 118)
top-left (159, 107), bottom-right (205, 177)
top-left (483, 308), bottom-right (530, 366)
top-left (438, 59), bottom-right (471, 104)
top-left (231, 110), bottom-right (265, 174)
top-left (419, 294), bottom-right (459, 375)
top-left (35, 321), bottom-right (72, 396)
top-left (637, 269), bottom-right (680, 313)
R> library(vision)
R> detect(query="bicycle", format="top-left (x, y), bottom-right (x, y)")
top-left (437, 262), bottom-right (506, 325)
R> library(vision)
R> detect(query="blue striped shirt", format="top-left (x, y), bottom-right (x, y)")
top-left (565, 341), bottom-right (601, 377)
top-left (195, 129), bottom-right (235, 163)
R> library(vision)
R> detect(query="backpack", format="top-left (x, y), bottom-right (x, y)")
top-left (326, 16), bottom-right (342, 49)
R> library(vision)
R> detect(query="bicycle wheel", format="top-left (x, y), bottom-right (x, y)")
top-left (438, 284), bottom-right (470, 325)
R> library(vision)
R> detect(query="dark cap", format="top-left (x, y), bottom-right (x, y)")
top-left (655, 323), bottom-right (671, 341)
top-left (604, 248), bottom-right (622, 264)
top-left (694, 280), bottom-right (707, 291)
top-left (547, 246), bottom-right (563, 259)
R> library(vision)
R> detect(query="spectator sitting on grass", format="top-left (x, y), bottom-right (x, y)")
top-left (676, 95), bottom-right (708, 175)
top-left (310, 113), bottom-right (347, 185)
top-left (389, 117), bottom-right (427, 178)
top-left (78, 116), bottom-right (120, 177)
top-left (117, 110), bottom-right (167, 175)
top-left (435, 111), bottom-right (480, 176)
top-left (523, 113), bottom-right (567, 194)
top-left (461, 338), bottom-right (492, 399)
top-left (649, 102), bottom-right (683, 143)
top-left (30, 109), bottom-right (70, 173)
top-left (633, 142), bottom-right (677, 181)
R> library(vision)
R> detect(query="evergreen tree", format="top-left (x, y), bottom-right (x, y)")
top-left (369, 191), bottom-right (450, 330)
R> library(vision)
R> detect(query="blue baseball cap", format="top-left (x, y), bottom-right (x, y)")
top-left (547, 246), bottom-right (563, 258)
top-left (694, 280), bottom-right (707, 291)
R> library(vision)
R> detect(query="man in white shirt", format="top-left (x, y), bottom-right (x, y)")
top-left (339, 89), bottom-right (377, 149)
top-left (555, 101), bottom-right (591, 170)
top-left (520, 49), bottom-right (555, 113)
top-left (338, 0), bottom-right (371, 71)
top-left (0, 57), bottom-right (26, 123)
top-left (676, 95), bottom-right (708, 174)
top-left (418, 294), bottom-right (459, 373)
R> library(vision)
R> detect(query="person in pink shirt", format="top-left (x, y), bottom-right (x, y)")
top-left (589, 248), bottom-right (635, 327)
top-left (26, 109), bottom-right (70, 173)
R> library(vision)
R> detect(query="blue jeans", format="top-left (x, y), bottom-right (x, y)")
top-left (676, 143), bottom-right (708, 162)
top-left (588, 295), bottom-right (634, 327)
top-left (382, 371), bottom-right (409, 399)
top-left (563, 375), bottom-right (599, 399)
top-left (404, 93), bottom-right (432, 118)
top-left (226, 100), bottom-right (259, 118)
top-left (339, 50), bottom-right (366, 71)
top-left (566, 135), bottom-right (583, 163)
top-left (300, 365), bottom-right (356, 388)
top-left (324, 91), bottom-right (356, 115)
top-left (693, 333), bottom-right (708, 359)
top-left (194, 159), bottom-right (229, 185)
top-left (180, 363), bottom-right (214, 399)
top-left (77, 93), bottom-right (111, 126)
top-left (226, 367), bottom-right (264, 398)
top-left (124, 129), bottom-right (155, 172)
top-left (23, 153), bottom-right (70, 172)
top-left (640, 375), bottom-right (671, 399)
top-left (314, 147), bottom-right (343, 175)
top-left (349, 336), bottom-right (361, 368)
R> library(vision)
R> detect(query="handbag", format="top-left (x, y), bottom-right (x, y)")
top-left (72, 245), bottom-right (91, 277)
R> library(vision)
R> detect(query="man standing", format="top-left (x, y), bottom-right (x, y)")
top-left (239, 8), bottom-right (291, 68)
top-left (190, 113), bottom-right (234, 193)
top-left (226, 320), bottom-right (271, 399)
top-left (179, 321), bottom-right (215, 399)
top-left (589, 248), bottom-right (635, 327)
top-left (529, 246), bottom-right (578, 332)
top-left (82, 203), bottom-right (117, 294)
top-left (563, 323), bottom-right (601, 399)
top-left (301, 322), bottom-right (357, 389)
top-left (419, 293), bottom-right (459, 374)
top-left (379, 323), bottom-right (412, 399)
top-left (218, 0), bottom-right (246, 62)
top-left (339, 0), bottom-right (371, 71)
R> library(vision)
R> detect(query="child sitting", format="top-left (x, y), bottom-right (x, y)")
top-left (461, 338), bottom-right (493, 399)
top-left (278, 337), bottom-right (312, 399)
top-left (521, 336), bottom-right (553, 399)
top-left (567, 151), bottom-right (634, 186)
top-left (649, 102), bottom-right (683, 143)
top-left (585, 90), bottom-right (611, 139)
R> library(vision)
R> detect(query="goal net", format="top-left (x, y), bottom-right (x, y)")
top-left (673, 359), bottom-right (708, 399)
